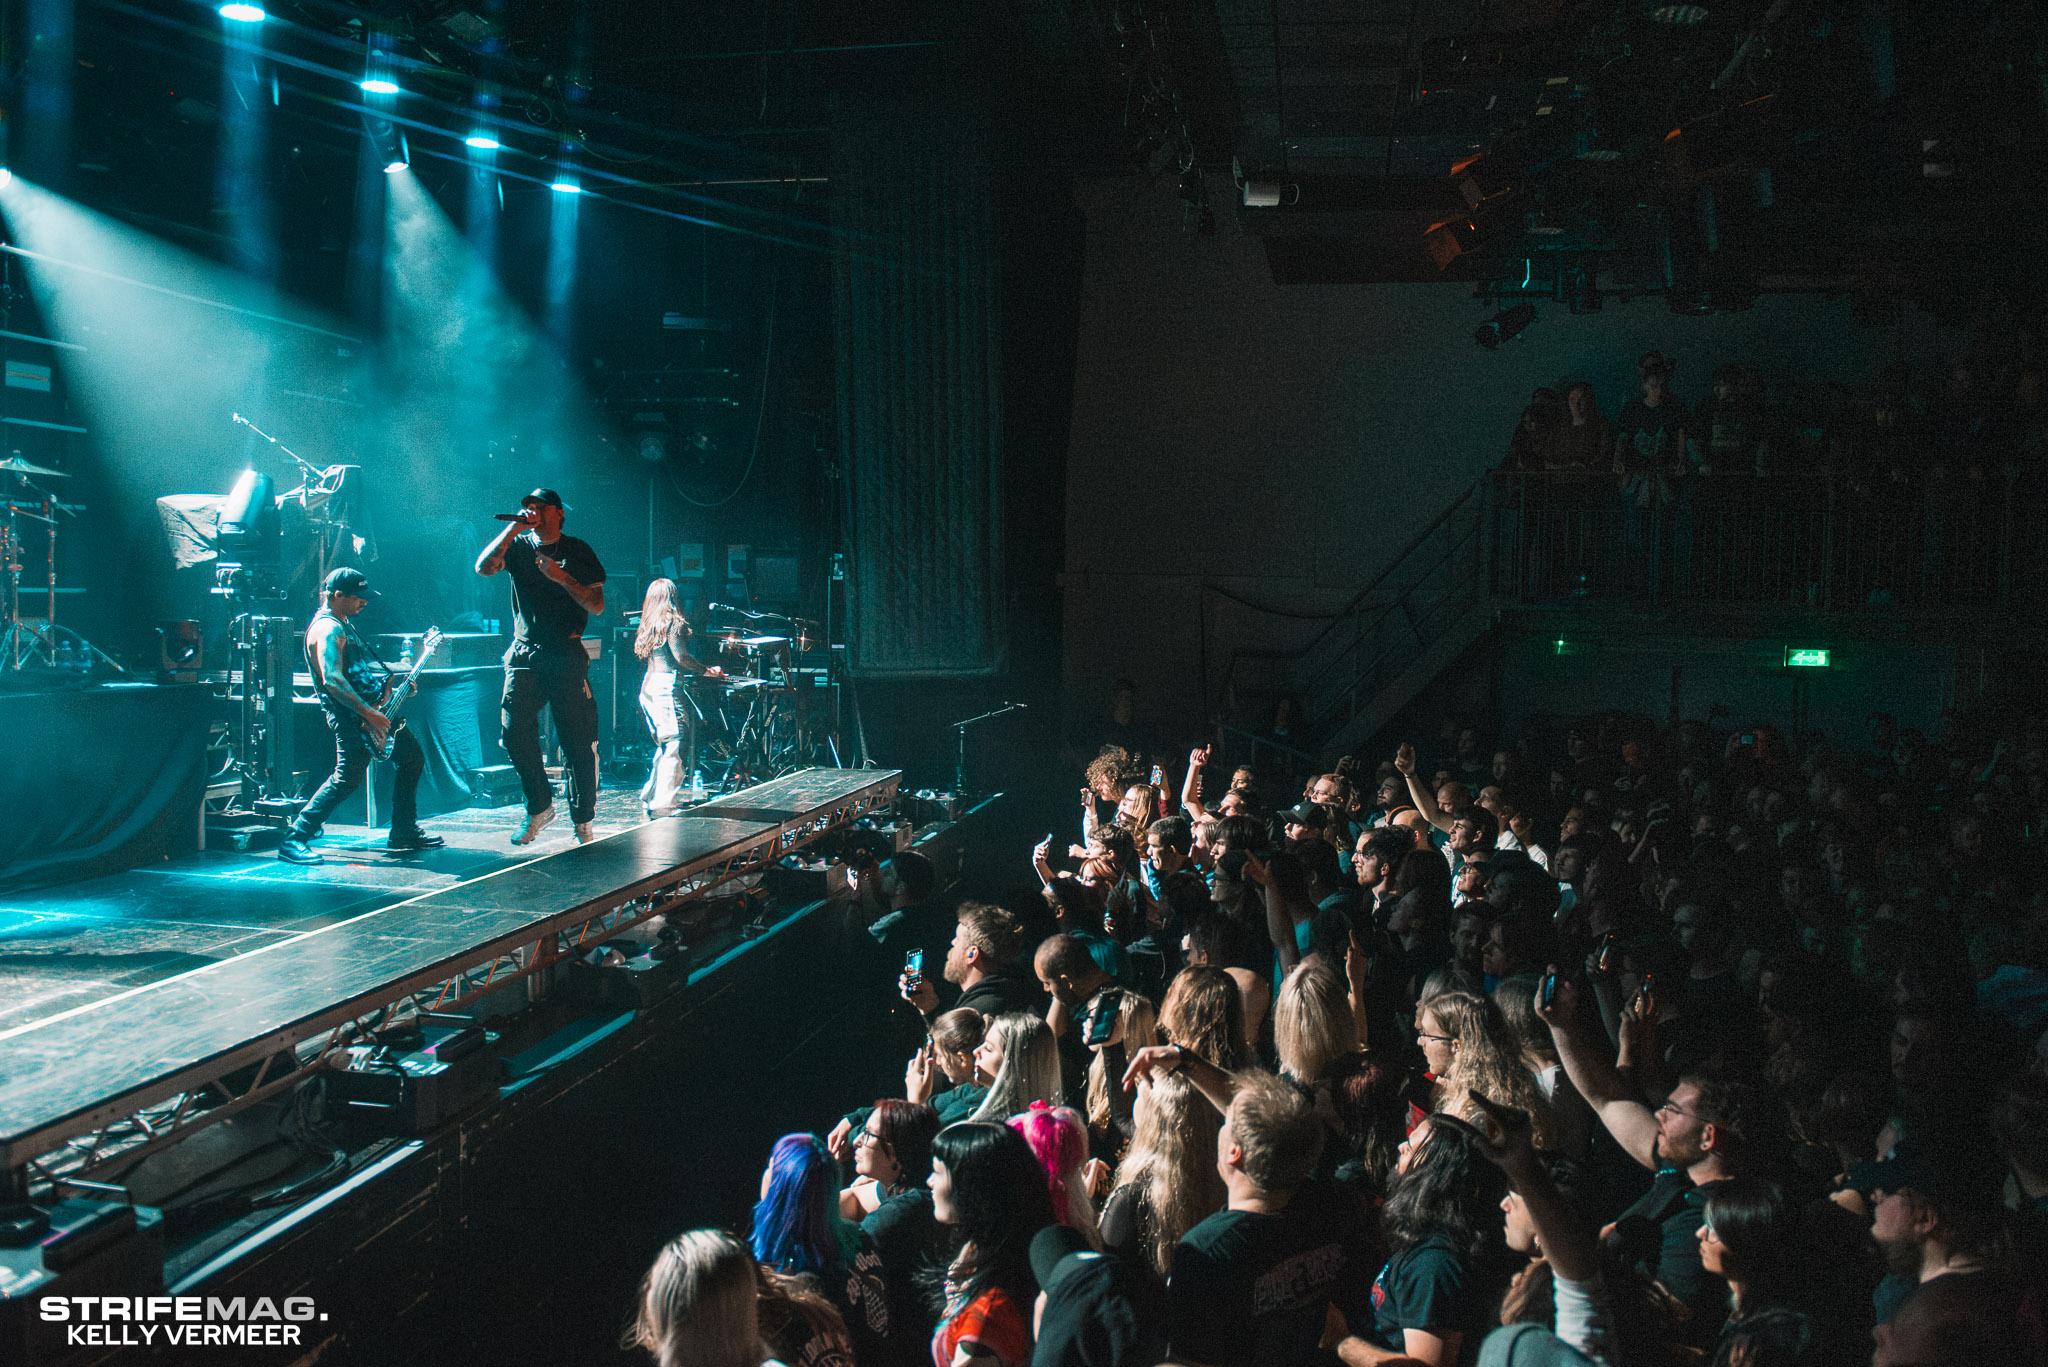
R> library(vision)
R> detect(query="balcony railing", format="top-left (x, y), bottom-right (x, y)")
top-left (1486, 470), bottom-right (2044, 612)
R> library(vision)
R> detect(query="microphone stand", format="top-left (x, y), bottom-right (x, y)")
top-left (232, 412), bottom-right (326, 489)
top-left (949, 702), bottom-right (1026, 796)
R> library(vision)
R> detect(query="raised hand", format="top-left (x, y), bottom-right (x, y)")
top-left (1121, 1044), bottom-right (1181, 1092)
top-left (905, 1045), bottom-right (937, 1105)
top-left (1465, 1091), bottom-right (1538, 1171)
top-left (899, 970), bottom-right (938, 1014)
top-left (1394, 742), bottom-right (1416, 776)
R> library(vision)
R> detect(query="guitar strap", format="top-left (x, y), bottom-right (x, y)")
top-left (342, 618), bottom-right (399, 681)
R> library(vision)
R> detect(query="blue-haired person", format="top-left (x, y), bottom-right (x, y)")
top-left (752, 1132), bottom-right (892, 1364)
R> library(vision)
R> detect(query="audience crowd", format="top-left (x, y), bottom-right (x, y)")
top-left (1498, 345), bottom-right (2048, 485)
top-left (627, 690), bottom-right (2048, 1367)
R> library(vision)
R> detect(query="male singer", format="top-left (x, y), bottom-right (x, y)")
top-left (475, 488), bottom-right (606, 844)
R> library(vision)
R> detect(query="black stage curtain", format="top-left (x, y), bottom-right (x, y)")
top-left (318, 666), bottom-right (496, 823)
top-left (831, 90), bottom-right (1006, 677)
top-left (0, 683), bottom-right (216, 892)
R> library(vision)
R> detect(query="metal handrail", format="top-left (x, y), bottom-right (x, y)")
top-left (1299, 502), bottom-right (1486, 715)
top-left (1216, 479), bottom-right (1485, 708)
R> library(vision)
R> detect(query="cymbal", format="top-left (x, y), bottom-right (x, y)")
top-left (0, 457), bottom-right (68, 478)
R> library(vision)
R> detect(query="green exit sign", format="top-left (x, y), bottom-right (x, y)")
top-left (1784, 647), bottom-right (1831, 668)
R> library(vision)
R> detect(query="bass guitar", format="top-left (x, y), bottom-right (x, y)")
top-left (362, 627), bottom-right (443, 760)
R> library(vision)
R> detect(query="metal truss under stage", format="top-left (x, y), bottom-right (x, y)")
top-left (0, 767), bottom-right (900, 1193)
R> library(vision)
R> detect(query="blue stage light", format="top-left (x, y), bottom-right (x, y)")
top-left (360, 78), bottom-right (401, 95)
top-left (551, 178), bottom-right (581, 194)
top-left (465, 134), bottom-right (500, 150)
top-left (218, 4), bottom-right (266, 20)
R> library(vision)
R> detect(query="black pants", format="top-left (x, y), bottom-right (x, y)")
top-left (293, 710), bottom-right (425, 837)
top-left (501, 647), bottom-right (599, 824)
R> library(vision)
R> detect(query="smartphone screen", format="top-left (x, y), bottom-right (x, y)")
top-left (1541, 970), bottom-right (1558, 1007)
top-left (905, 949), bottom-right (924, 977)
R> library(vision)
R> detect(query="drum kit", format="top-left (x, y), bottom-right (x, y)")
top-left (0, 454), bottom-right (107, 671)
top-left (690, 606), bottom-right (841, 786)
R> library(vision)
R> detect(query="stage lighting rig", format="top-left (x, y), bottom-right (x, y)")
top-left (1474, 302), bottom-right (1537, 350)
top-left (212, 469), bottom-right (284, 602)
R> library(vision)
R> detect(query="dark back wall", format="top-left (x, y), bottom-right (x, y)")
top-left (1058, 172), bottom-right (1964, 750)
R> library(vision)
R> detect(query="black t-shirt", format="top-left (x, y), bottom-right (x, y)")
top-left (1100, 1183), bottom-right (1155, 1279)
top-left (1166, 1187), bottom-right (1377, 1367)
top-left (1614, 1169), bottom-right (1726, 1345)
top-left (814, 1229), bottom-right (891, 1366)
top-left (503, 532), bottom-right (605, 654)
top-left (863, 1188), bottom-right (939, 1353)
top-left (1615, 399), bottom-right (1688, 472)
top-left (1368, 1235), bottom-right (1477, 1358)
top-left (1036, 1249), bottom-right (1167, 1367)
top-left (956, 971), bottom-right (1043, 1019)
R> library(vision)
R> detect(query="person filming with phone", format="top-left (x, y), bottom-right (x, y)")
top-left (1533, 971), bottom-right (1781, 1349)
top-left (899, 901), bottom-right (1036, 1021)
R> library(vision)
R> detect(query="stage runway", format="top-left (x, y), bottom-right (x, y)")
top-left (0, 768), bottom-right (902, 1178)
top-left (0, 785), bottom-right (659, 1035)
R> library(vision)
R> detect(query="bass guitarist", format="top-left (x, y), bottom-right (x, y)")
top-left (279, 566), bottom-right (443, 865)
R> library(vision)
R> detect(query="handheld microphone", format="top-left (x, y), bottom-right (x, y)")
top-left (493, 512), bottom-right (530, 522)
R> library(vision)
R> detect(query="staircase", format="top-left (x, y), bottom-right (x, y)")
top-left (1216, 467), bottom-right (2048, 768)
top-left (1219, 479), bottom-right (1494, 764)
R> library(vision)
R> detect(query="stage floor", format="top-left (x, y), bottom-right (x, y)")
top-left (0, 785), bottom-right (681, 1035)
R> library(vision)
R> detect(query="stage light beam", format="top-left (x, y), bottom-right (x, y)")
top-left (464, 134), bottom-right (500, 151)
top-left (360, 78), bottom-right (401, 96)
top-left (218, 4), bottom-right (266, 21)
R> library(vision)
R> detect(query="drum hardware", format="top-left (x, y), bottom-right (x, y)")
top-left (0, 458), bottom-right (119, 672)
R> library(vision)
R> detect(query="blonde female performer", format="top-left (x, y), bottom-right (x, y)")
top-left (633, 579), bottom-right (723, 817)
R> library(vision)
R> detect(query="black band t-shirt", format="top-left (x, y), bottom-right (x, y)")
top-left (1166, 1183), bottom-right (1377, 1367)
top-left (503, 532), bottom-right (605, 656)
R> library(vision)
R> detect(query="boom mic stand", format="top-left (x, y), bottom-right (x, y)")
top-left (949, 702), bottom-right (1026, 796)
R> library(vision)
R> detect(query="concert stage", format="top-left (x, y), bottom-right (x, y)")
top-left (0, 765), bottom-right (994, 1365)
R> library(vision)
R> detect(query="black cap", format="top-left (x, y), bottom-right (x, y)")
top-left (522, 487), bottom-right (568, 511)
top-left (1279, 802), bottom-right (1329, 829)
top-left (321, 566), bottom-right (377, 599)
top-left (1847, 1135), bottom-right (2003, 1210)
top-left (1029, 1225), bottom-right (1095, 1297)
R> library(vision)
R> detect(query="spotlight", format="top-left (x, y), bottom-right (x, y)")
top-left (464, 134), bottom-right (500, 150)
top-left (360, 78), bottom-right (401, 96)
top-left (0, 169), bottom-right (10, 188)
top-left (551, 177), bottom-right (581, 195)
top-left (218, 3), bottom-right (266, 20)
top-left (1474, 302), bottom-right (1537, 350)
top-left (632, 411), bottom-right (671, 464)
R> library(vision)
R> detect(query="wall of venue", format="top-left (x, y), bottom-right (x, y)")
top-left (1058, 171), bottom-right (1963, 752)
